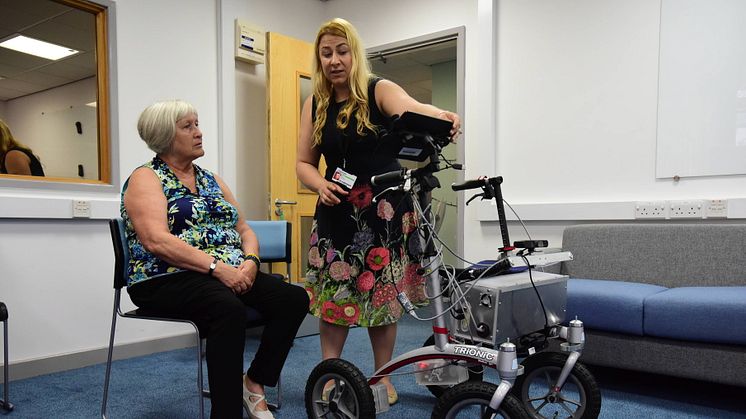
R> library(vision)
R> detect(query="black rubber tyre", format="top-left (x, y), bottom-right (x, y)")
top-left (305, 358), bottom-right (376, 419)
top-left (512, 352), bottom-right (602, 419)
top-left (432, 381), bottom-right (530, 419)
top-left (422, 335), bottom-right (485, 398)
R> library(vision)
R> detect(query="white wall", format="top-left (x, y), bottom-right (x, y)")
top-left (486, 0), bottom-right (746, 256)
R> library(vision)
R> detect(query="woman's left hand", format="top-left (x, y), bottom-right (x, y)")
top-left (236, 260), bottom-right (258, 293)
top-left (437, 111), bottom-right (462, 142)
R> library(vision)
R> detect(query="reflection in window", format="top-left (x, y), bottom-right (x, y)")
top-left (0, 0), bottom-right (110, 185)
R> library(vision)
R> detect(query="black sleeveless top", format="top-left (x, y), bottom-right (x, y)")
top-left (1, 148), bottom-right (45, 176)
top-left (313, 77), bottom-right (399, 183)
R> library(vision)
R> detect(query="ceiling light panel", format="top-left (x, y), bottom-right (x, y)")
top-left (0, 34), bottom-right (79, 60)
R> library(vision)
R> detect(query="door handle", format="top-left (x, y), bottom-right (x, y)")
top-left (274, 199), bottom-right (297, 207)
top-left (274, 199), bottom-right (297, 218)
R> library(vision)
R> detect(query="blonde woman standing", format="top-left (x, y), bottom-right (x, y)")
top-left (296, 18), bottom-right (460, 405)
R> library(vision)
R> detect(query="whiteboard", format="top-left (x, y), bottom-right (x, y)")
top-left (656, 0), bottom-right (746, 178)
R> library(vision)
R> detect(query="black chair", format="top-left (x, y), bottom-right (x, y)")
top-left (101, 219), bottom-right (292, 417)
top-left (101, 219), bottom-right (207, 419)
top-left (0, 301), bottom-right (13, 412)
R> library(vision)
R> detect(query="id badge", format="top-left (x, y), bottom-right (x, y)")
top-left (332, 167), bottom-right (357, 189)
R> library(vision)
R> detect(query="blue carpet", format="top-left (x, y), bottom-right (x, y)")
top-left (1, 315), bottom-right (744, 418)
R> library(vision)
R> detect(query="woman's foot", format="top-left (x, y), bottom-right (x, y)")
top-left (243, 375), bottom-right (273, 419)
top-left (381, 379), bottom-right (398, 405)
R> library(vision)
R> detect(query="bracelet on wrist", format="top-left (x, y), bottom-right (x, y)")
top-left (245, 253), bottom-right (261, 268)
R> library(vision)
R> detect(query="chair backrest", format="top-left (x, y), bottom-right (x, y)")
top-left (109, 219), bottom-right (130, 290)
top-left (247, 220), bottom-right (292, 264)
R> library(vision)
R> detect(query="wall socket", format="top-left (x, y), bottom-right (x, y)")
top-left (635, 201), bottom-right (667, 219)
top-left (705, 199), bottom-right (728, 218)
top-left (72, 200), bottom-right (91, 218)
top-left (669, 200), bottom-right (703, 218)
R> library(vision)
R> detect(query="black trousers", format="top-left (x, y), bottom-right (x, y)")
top-left (128, 270), bottom-right (309, 419)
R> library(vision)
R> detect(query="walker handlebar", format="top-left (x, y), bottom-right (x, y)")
top-left (451, 176), bottom-right (502, 191)
top-left (370, 169), bottom-right (407, 187)
top-left (451, 177), bottom-right (487, 191)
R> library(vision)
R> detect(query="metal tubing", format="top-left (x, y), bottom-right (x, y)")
top-left (194, 333), bottom-right (204, 419)
top-left (488, 379), bottom-right (514, 412)
top-left (100, 290), bottom-right (121, 419)
top-left (1, 309), bottom-right (13, 411)
top-left (553, 351), bottom-right (580, 391)
top-left (426, 255), bottom-right (449, 351)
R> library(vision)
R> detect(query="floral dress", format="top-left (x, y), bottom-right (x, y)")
top-left (305, 78), bottom-right (428, 327)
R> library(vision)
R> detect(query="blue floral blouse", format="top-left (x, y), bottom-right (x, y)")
top-left (120, 156), bottom-right (244, 286)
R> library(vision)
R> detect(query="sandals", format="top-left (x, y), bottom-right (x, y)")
top-left (386, 384), bottom-right (398, 405)
top-left (243, 385), bottom-right (274, 419)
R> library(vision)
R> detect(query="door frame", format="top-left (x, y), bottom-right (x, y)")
top-left (366, 26), bottom-right (466, 266)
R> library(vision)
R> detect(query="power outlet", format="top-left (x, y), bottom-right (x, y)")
top-left (72, 200), bottom-right (91, 218)
top-left (669, 200), bottom-right (703, 218)
top-left (635, 201), bottom-right (667, 219)
top-left (705, 199), bottom-right (728, 218)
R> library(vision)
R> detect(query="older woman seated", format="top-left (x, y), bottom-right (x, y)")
top-left (121, 99), bottom-right (309, 419)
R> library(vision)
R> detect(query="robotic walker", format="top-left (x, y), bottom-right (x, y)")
top-left (304, 112), bottom-right (602, 419)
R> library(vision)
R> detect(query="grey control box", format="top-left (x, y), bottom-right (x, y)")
top-left (450, 270), bottom-right (568, 346)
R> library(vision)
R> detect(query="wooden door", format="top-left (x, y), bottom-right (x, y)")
top-left (266, 32), bottom-right (321, 284)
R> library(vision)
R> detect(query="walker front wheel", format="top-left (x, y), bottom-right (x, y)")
top-left (432, 381), bottom-right (529, 419)
top-left (511, 351), bottom-right (602, 419)
top-left (305, 358), bottom-right (376, 419)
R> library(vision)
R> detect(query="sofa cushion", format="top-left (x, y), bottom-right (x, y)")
top-left (644, 286), bottom-right (746, 345)
top-left (567, 278), bottom-right (667, 335)
top-left (561, 224), bottom-right (746, 287)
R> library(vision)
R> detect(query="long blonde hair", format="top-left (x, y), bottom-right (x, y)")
top-left (0, 119), bottom-right (32, 155)
top-left (311, 18), bottom-right (378, 146)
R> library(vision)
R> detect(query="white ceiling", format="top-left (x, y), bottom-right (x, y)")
top-left (0, 0), bottom-right (96, 102)
top-left (370, 39), bottom-right (456, 103)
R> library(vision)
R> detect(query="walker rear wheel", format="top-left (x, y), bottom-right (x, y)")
top-left (305, 358), bottom-right (376, 419)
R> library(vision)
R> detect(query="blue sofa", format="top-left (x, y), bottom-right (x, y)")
top-left (559, 224), bottom-right (746, 387)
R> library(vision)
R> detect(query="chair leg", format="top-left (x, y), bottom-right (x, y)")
top-left (200, 338), bottom-right (210, 398)
top-left (1, 316), bottom-right (13, 412)
top-left (100, 297), bottom-right (120, 419)
top-left (194, 329), bottom-right (205, 419)
top-left (273, 374), bottom-right (282, 410)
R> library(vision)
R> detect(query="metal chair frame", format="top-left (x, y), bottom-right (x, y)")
top-left (0, 302), bottom-right (13, 412)
top-left (101, 219), bottom-right (207, 419)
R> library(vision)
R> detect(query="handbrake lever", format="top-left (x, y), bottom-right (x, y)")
top-left (465, 193), bottom-right (484, 206)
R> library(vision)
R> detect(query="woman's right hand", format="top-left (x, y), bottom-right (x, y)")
top-left (214, 263), bottom-right (253, 294)
top-left (317, 180), bottom-right (348, 206)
